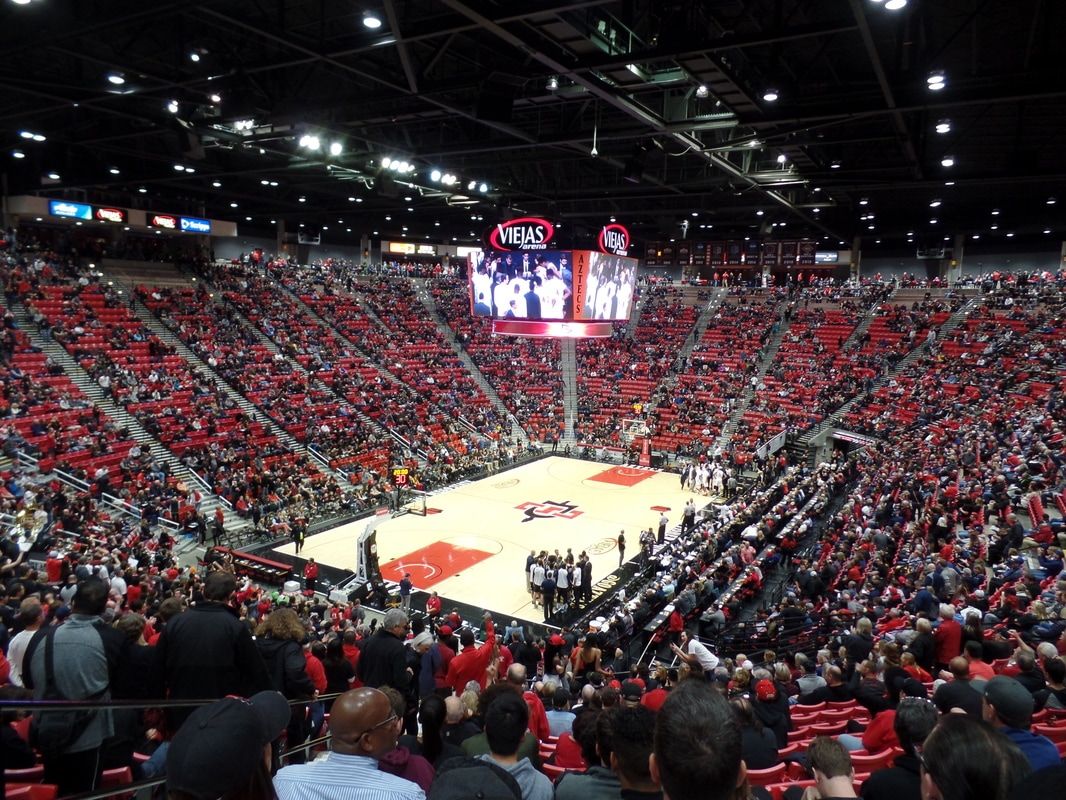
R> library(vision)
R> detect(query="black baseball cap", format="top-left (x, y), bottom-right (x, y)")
top-left (167, 691), bottom-right (290, 799)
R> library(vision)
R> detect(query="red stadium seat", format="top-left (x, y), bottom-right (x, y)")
top-left (745, 763), bottom-right (787, 787)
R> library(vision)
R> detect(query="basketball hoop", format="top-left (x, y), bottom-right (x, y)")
top-left (621, 418), bottom-right (649, 444)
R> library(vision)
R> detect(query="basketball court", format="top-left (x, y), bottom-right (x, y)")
top-left (271, 456), bottom-right (718, 624)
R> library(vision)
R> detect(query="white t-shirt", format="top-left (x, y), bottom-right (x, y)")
top-left (687, 638), bottom-right (720, 673)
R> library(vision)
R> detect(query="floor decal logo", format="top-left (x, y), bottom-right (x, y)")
top-left (494, 478), bottom-right (519, 489)
top-left (515, 499), bottom-right (583, 522)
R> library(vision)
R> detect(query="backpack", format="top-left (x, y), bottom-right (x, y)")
top-left (428, 756), bottom-right (523, 800)
top-left (25, 627), bottom-right (105, 754)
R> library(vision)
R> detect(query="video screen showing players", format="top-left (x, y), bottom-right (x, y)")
top-left (577, 252), bottom-right (637, 321)
top-left (469, 250), bottom-right (573, 320)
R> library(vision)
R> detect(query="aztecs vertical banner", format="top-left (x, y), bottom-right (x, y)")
top-left (797, 241), bottom-right (817, 265)
top-left (761, 241), bottom-right (780, 267)
top-left (709, 242), bottom-right (726, 266)
top-left (743, 239), bottom-right (761, 266)
top-left (571, 249), bottom-right (590, 314)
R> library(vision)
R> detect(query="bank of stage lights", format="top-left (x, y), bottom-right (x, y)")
top-left (381, 157), bottom-right (416, 174)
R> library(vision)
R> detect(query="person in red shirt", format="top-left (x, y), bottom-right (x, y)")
top-left (425, 591), bottom-right (442, 621)
top-left (341, 628), bottom-right (361, 679)
top-left (933, 604), bottom-right (962, 670)
top-left (45, 551), bottom-right (63, 585)
top-left (303, 559), bottom-right (319, 595)
top-left (444, 614), bottom-right (495, 695)
top-left (667, 608), bottom-right (684, 648)
top-left (434, 626), bottom-right (456, 695)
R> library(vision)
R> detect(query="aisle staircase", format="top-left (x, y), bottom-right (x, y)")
top-left (560, 338), bottom-right (578, 443)
top-left (713, 310), bottom-right (791, 452)
top-left (412, 280), bottom-right (530, 446)
top-left (6, 300), bottom-right (246, 541)
top-left (796, 295), bottom-right (981, 446)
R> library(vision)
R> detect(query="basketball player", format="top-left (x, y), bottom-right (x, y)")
top-left (540, 266), bottom-right (570, 319)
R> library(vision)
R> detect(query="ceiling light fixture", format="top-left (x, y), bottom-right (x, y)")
top-left (830, 160), bottom-right (841, 169)
top-left (46, 171), bottom-right (60, 180)
top-left (776, 154), bottom-right (787, 164)
top-left (695, 84), bottom-right (709, 98)
top-left (1047, 197), bottom-right (1057, 205)
top-left (927, 71), bottom-right (946, 91)
top-left (935, 120), bottom-right (951, 134)
top-left (209, 93), bottom-right (222, 103)
top-left (363, 11), bottom-right (383, 29)
top-left (859, 197), bottom-right (869, 206)
top-left (109, 167), bottom-right (120, 175)
top-left (166, 99), bottom-right (179, 114)
top-left (885, 0), bottom-right (908, 10)
top-left (479, 183), bottom-right (488, 193)
top-left (762, 89), bottom-right (779, 102)
top-left (929, 199), bottom-right (941, 207)
top-left (546, 76), bottom-right (559, 92)
top-left (106, 72), bottom-right (125, 85)
top-left (11, 150), bottom-right (24, 159)
top-left (940, 155), bottom-right (955, 167)
top-left (329, 141), bottom-right (343, 156)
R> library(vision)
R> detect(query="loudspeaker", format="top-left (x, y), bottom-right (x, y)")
top-left (623, 144), bottom-right (648, 184)
top-left (476, 81), bottom-right (515, 123)
top-left (378, 172), bottom-right (399, 198)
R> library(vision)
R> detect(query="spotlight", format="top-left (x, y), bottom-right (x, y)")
top-left (11, 150), bottom-right (25, 159)
top-left (209, 93), bottom-right (222, 104)
top-left (776, 154), bottom-right (787, 164)
top-left (174, 164), bottom-right (186, 171)
top-left (479, 183), bottom-right (488, 193)
top-left (885, 0), bottom-right (907, 9)
top-left (695, 84), bottom-right (709, 98)
top-left (762, 89), bottom-right (779, 102)
top-left (935, 120), bottom-right (951, 134)
top-left (138, 187), bottom-right (147, 193)
top-left (927, 71), bottom-right (946, 91)
top-left (329, 141), bottom-right (343, 156)
top-left (859, 197), bottom-right (869, 206)
top-left (430, 169), bottom-right (442, 182)
top-left (381, 157), bottom-right (392, 168)
top-left (830, 160), bottom-right (841, 169)
top-left (940, 155), bottom-right (955, 167)
top-left (1047, 197), bottom-right (1057, 205)
top-left (546, 76), bottom-right (559, 92)
top-left (46, 171), bottom-right (60, 180)
top-left (363, 11), bottom-right (383, 29)
top-left (212, 181), bottom-right (222, 188)
top-left (109, 167), bottom-right (120, 175)
top-left (189, 52), bottom-right (201, 62)
top-left (467, 180), bottom-right (476, 190)
top-left (929, 199), bottom-right (941, 207)
top-left (166, 99), bottom-right (179, 114)
top-left (107, 72), bottom-right (125, 85)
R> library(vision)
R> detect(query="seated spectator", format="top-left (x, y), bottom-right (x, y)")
top-left (859, 696), bottom-right (939, 800)
top-left (933, 657), bottom-right (983, 719)
top-left (546, 689), bottom-right (576, 737)
top-left (461, 684), bottom-right (540, 767)
top-left (1034, 657), bottom-right (1066, 709)
top-left (650, 680), bottom-right (744, 800)
top-left (804, 737), bottom-right (858, 800)
top-left (917, 714), bottom-right (1030, 800)
top-left (799, 665), bottom-right (853, 705)
top-left (400, 695), bottom-right (464, 769)
top-left (554, 709), bottom-right (621, 800)
top-left (730, 696), bottom-right (779, 770)
top-left (607, 705), bottom-right (662, 799)
top-left (442, 695), bottom-right (479, 747)
top-left (980, 675), bottom-right (1060, 772)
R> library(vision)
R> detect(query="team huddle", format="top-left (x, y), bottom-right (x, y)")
top-left (583, 252), bottom-right (635, 321)
top-left (471, 251), bottom-right (572, 320)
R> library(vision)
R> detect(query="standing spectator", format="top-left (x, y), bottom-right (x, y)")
top-left (859, 696), bottom-right (939, 800)
top-left (165, 691), bottom-right (290, 800)
top-left (399, 573), bottom-right (413, 613)
top-left (617, 532), bottom-right (626, 567)
top-left (657, 511), bottom-right (669, 545)
top-left (303, 558), bottom-right (319, 595)
top-left (255, 607), bottom-right (316, 764)
top-left (358, 609), bottom-right (412, 692)
top-left (477, 690), bottom-right (553, 800)
top-left (546, 690), bottom-right (576, 737)
top-left (7, 597), bottom-right (43, 686)
top-left (154, 570), bottom-right (271, 731)
top-left (933, 604), bottom-right (962, 672)
top-left (24, 578), bottom-right (130, 795)
top-left (445, 613), bottom-right (496, 695)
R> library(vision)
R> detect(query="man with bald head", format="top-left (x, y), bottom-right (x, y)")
top-left (274, 687), bottom-right (424, 800)
top-left (932, 656), bottom-right (984, 719)
top-left (442, 694), bottom-right (479, 746)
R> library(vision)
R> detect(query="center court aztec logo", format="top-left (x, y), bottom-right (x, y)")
top-left (515, 499), bottom-right (583, 523)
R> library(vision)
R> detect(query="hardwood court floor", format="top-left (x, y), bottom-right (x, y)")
top-left (274, 456), bottom-right (709, 623)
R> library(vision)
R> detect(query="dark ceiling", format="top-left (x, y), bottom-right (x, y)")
top-left (1, 0), bottom-right (1064, 251)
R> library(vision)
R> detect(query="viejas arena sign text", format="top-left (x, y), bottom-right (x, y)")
top-left (488, 217), bottom-right (555, 251)
top-left (598, 223), bottom-right (630, 257)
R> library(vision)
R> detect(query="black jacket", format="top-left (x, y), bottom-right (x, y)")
top-left (358, 628), bottom-right (411, 690)
top-left (256, 636), bottom-right (314, 699)
top-left (154, 603), bottom-right (271, 725)
top-left (860, 754), bottom-right (921, 800)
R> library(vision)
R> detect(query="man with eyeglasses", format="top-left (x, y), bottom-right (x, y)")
top-left (274, 687), bottom-right (424, 800)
